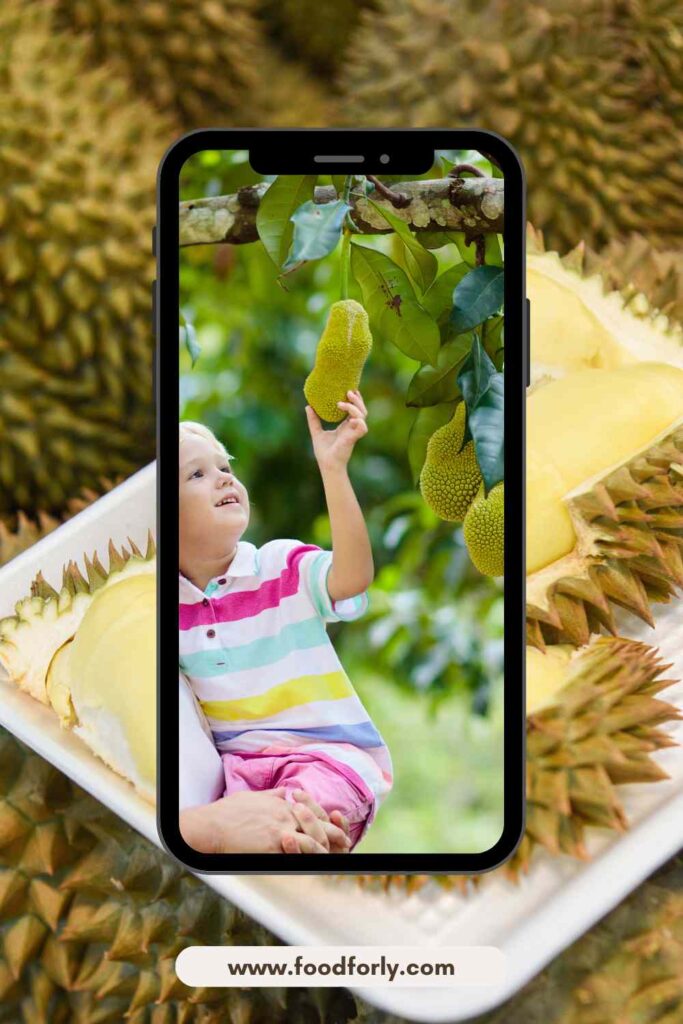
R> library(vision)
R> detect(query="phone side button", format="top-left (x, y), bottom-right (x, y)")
top-left (151, 279), bottom-right (157, 333)
top-left (525, 297), bottom-right (531, 388)
top-left (152, 225), bottom-right (157, 257)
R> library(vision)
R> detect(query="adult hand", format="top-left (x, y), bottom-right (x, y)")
top-left (281, 790), bottom-right (351, 854)
top-left (179, 788), bottom-right (349, 854)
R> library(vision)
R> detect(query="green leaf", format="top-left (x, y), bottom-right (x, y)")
top-left (255, 174), bottom-right (316, 269)
top-left (179, 312), bottom-right (200, 366)
top-left (421, 263), bottom-right (469, 324)
top-left (407, 402), bottom-right (458, 484)
top-left (368, 198), bottom-right (438, 292)
top-left (418, 232), bottom-right (451, 250)
top-left (485, 233), bottom-right (504, 267)
top-left (332, 174), bottom-right (347, 197)
top-left (450, 266), bottom-right (504, 332)
top-left (350, 243), bottom-right (440, 365)
top-left (483, 315), bottom-right (505, 369)
top-left (446, 231), bottom-right (476, 267)
top-left (406, 334), bottom-right (472, 407)
top-left (457, 336), bottom-right (504, 492)
top-left (283, 197), bottom-right (351, 271)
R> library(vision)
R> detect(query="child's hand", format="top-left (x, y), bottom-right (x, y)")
top-left (305, 390), bottom-right (368, 473)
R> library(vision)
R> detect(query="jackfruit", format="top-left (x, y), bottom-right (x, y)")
top-left (249, 47), bottom-right (341, 127)
top-left (527, 227), bottom-right (683, 387)
top-left (419, 403), bottom-right (482, 522)
top-left (0, 0), bottom-right (166, 517)
top-left (53, 0), bottom-right (263, 128)
top-left (526, 365), bottom-right (683, 649)
top-left (304, 299), bottom-right (373, 422)
top-left (339, 0), bottom-right (683, 248)
top-left (350, 636), bottom-right (680, 890)
top-left (463, 482), bottom-right (504, 577)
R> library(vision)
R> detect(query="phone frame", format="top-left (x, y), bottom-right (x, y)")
top-left (157, 128), bottom-right (526, 874)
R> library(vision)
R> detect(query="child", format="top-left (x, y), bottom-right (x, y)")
top-left (178, 391), bottom-right (393, 851)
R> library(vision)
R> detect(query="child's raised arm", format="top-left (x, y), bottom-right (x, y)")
top-left (305, 390), bottom-right (374, 602)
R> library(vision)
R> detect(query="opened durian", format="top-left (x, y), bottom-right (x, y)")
top-left (587, 234), bottom-right (683, 327)
top-left (339, 0), bottom-right (683, 248)
top-left (528, 227), bottom-right (683, 388)
top-left (351, 636), bottom-right (680, 894)
top-left (0, 537), bottom-right (156, 798)
top-left (53, 0), bottom-right (262, 128)
top-left (0, 0), bottom-right (163, 517)
top-left (527, 364), bottom-right (683, 650)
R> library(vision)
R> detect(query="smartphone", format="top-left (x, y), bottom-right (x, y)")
top-left (157, 129), bottom-right (525, 873)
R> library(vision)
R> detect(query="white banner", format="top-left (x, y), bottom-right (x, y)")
top-left (176, 945), bottom-right (507, 988)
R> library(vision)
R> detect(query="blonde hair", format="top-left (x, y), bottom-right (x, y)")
top-left (179, 421), bottom-right (232, 460)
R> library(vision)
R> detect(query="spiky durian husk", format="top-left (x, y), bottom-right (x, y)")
top-left (350, 636), bottom-right (680, 895)
top-left (260, 0), bottom-right (371, 71)
top-left (0, 0), bottom-right (165, 517)
top-left (0, 479), bottom-right (119, 570)
top-left (0, 535), bottom-right (155, 706)
top-left (526, 423), bottom-right (683, 651)
top-left (250, 48), bottom-right (340, 126)
top-left (587, 234), bottom-right (683, 326)
top-left (0, 729), bottom-right (364, 1024)
top-left (53, 0), bottom-right (262, 128)
top-left (339, 0), bottom-right (683, 248)
top-left (475, 854), bottom-right (683, 1024)
top-left (527, 226), bottom-right (683, 377)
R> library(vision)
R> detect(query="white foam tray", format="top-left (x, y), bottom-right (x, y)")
top-left (1, 464), bottom-right (681, 1023)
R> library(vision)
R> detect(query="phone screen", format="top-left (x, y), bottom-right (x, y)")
top-left (160, 130), bottom-right (524, 870)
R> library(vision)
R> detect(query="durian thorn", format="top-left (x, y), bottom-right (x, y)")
top-left (30, 572), bottom-right (59, 602)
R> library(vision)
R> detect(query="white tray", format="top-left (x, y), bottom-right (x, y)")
top-left (0, 465), bottom-right (681, 1023)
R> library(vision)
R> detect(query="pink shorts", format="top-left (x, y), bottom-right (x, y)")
top-left (221, 750), bottom-right (375, 850)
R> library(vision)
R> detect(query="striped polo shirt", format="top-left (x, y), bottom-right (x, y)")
top-left (178, 539), bottom-right (393, 824)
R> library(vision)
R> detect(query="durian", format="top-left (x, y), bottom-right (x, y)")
top-left (260, 0), bottom-right (371, 72)
top-left (0, 536), bottom-right (155, 711)
top-left (47, 573), bottom-right (156, 800)
top-left (250, 48), bottom-right (341, 126)
top-left (348, 636), bottom-right (681, 893)
top-left (304, 299), bottom-right (373, 422)
top-left (587, 235), bottom-right (683, 328)
top-left (0, 479), bottom-right (119, 569)
top-left (526, 365), bottom-right (683, 650)
top-left (0, 729), bottom-right (364, 1024)
top-left (339, 0), bottom-right (683, 248)
top-left (477, 853), bottom-right (683, 1023)
top-left (419, 403), bottom-right (482, 522)
top-left (527, 227), bottom-right (683, 388)
top-left (0, 0), bottom-right (165, 516)
top-left (463, 482), bottom-right (504, 577)
top-left (53, 0), bottom-right (262, 128)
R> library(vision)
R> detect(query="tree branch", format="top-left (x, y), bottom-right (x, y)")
top-left (179, 177), bottom-right (504, 246)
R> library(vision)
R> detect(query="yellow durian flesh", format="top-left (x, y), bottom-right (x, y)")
top-left (526, 645), bottom-right (572, 715)
top-left (47, 573), bottom-right (156, 798)
top-left (527, 251), bottom-right (683, 383)
top-left (527, 363), bottom-right (683, 574)
top-left (528, 265), bottom-right (634, 372)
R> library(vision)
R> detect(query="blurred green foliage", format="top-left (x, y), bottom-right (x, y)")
top-left (179, 150), bottom-right (505, 850)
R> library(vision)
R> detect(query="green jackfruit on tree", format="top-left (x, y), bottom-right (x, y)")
top-left (419, 403), bottom-right (482, 522)
top-left (463, 482), bottom-right (504, 577)
top-left (304, 300), bottom-right (373, 422)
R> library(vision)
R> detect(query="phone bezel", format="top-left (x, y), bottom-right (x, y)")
top-left (157, 128), bottom-right (526, 874)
